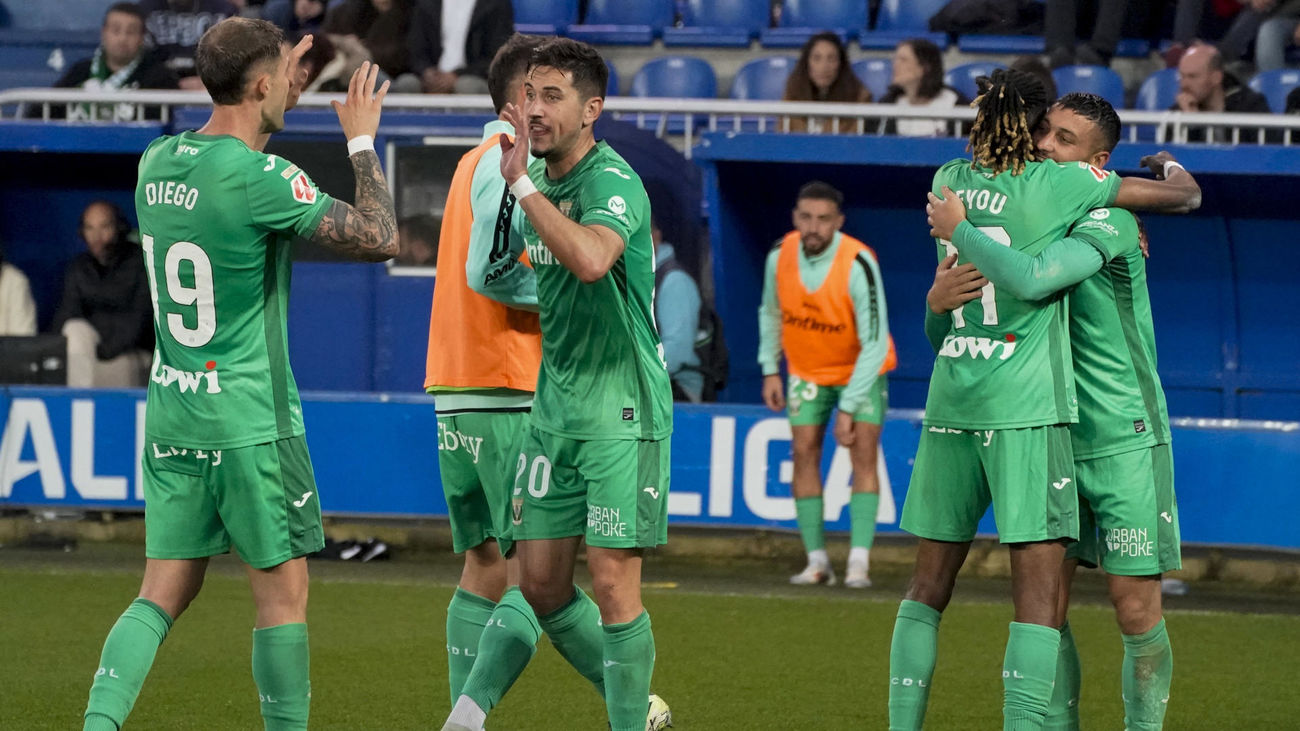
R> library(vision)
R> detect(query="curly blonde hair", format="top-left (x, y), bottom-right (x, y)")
top-left (967, 68), bottom-right (1048, 177)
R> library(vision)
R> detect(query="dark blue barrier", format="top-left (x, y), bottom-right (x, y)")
top-left (3, 389), bottom-right (1297, 549)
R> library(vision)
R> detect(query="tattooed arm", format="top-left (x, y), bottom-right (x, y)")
top-left (309, 61), bottom-right (398, 261)
top-left (310, 149), bottom-right (398, 261)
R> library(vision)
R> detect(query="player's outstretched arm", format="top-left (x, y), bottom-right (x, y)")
top-left (310, 62), bottom-right (398, 262)
top-left (1114, 152), bottom-right (1202, 214)
top-left (498, 102), bottom-right (624, 283)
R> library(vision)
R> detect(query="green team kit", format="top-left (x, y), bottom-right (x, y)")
top-left (903, 158), bottom-right (1120, 543)
top-left (135, 131), bottom-right (331, 568)
top-left (512, 141), bottom-right (673, 549)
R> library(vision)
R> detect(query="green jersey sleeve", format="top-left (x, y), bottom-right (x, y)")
top-left (950, 220), bottom-right (1104, 301)
top-left (577, 163), bottom-right (647, 244)
top-left (245, 154), bottom-right (333, 237)
top-left (1048, 161), bottom-right (1121, 221)
top-left (757, 246), bottom-right (783, 377)
top-left (1067, 207), bottom-right (1140, 264)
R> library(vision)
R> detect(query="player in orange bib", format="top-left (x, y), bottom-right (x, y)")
top-left (758, 181), bottom-right (896, 588)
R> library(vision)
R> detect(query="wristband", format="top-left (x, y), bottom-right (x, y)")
top-left (510, 175), bottom-right (539, 200)
top-left (1162, 160), bottom-right (1185, 178)
top-left (346, 135), bottom-right (374, 157)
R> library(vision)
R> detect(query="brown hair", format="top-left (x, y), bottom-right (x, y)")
top-left (783, 32), bottom-right (869, 103)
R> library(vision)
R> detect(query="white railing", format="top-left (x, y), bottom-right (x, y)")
top-left (3, 89), bottom-right (1299, 154)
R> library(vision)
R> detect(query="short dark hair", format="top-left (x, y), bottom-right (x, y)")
top-left (1054, 92), bottom-right (1122, 152)
top-left (529, 37), bottom-right (608, 101)
top-left (488, 33), bottom-right (545, 113)
top-left (104, 2), bottom-right (146, 27)
top-left (797, 181), bottom-right (843, 209)
top-left (1009, 55), bottom-right (1057, 103)
top-left (196, 17), bottom-right (285, 106)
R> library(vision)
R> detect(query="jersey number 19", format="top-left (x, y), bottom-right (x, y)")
top-left (143, 235), bottom-right (217, 348)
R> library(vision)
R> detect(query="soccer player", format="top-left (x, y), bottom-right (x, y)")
top-left (926, 92), bottom-right (1180, 731)
top-left (496, 37), bottom-right (674, 731)
top-left (80, 19), bottom-right (397, 731)
top-left (886, 69), bottom-right (1199, 731)
top-left (757, 181), bottom-right (896, 588)
top-left (431, 35), bottom-right (668, 731)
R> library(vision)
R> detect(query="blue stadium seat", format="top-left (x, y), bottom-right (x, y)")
top-left (605, 59), bottom-right (619, 96)
top-left (2, 0), bottom-right (113, 30)
top-left (852, 58), bottom-right (893, 101)
top-left (760, 0), bottom-right (865, 47)
top-left (1248, 68), bottom-right (1300, 113)
top-left (565, 0), bottom-right (674, 45)
top-left (1135, 68), bottom-right (1179, 111)
top-left (1052, 65), bottom-right (1125, 108)
top-left (944, 62), bottom-right (1005, 102)
top-left (663, 0), bottom-right (769, 48)
top-left (513, 0), bottom-right (579, 34)
top-left (957, 35), bottom-right (1044, 55)
top-left (630, 56), bottom-right (717, 99)
top-left (874, 0), bottom-right (947, 32)
top-left (0, 29), bottom-right (98, 76)
top-left (730, 56), bottom-right (796, 100)
top-left (0, 67), bottom-right (61, 90)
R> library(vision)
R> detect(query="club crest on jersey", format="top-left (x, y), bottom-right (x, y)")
top-left (290, 172), bottom-right (316, 205)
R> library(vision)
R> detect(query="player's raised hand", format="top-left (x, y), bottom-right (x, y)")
top-left (499, 100), bottom-right (531, 185)
top-left (1139, 151), bottom-right (1178, 179)
top-left (927, 186), bottom-right (967, 241)
top-left (285, 34), bottom-right (314, 111)
top-left (331, 61), bottom-right (389, 141)
top-left (761, 374), bottom-right (786, 412)
top-left (928, 254), bottom-right (987, 315)
top-left (833, 411), bottom-right (855, 447)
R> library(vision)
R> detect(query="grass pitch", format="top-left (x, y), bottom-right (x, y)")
top-left (2, 543), bottom-right (1296, 730)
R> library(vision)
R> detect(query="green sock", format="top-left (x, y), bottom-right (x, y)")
top-left (1044, 622), bottom-right (1081, 731)
top-left (252, 623), bottom-right (310, 731)
top-left (537, 585), bottom-right (607, 698)
top-left (888, 599), bottom-right (941, 731)
top-left (603, 611), bottom-right (655, 731)
top-left (445, 587), bottom-right (497, 705)
top-left (1121, 618), bottom-right (1173, 731)
top-left (83, 598), bottom-right (173, 731)
top-left (460, 587), bottom-right (541, 712)
top-left (849, 492), bottom-right (880, 549)
top-left (1003, 622), bottom-right (1061, 731)
top-left (794, 496), bottom-right (825, 554)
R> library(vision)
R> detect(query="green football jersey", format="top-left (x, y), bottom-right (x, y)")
top-left (1066, 207), bottom-right (1171, 459)
top-left (924, 158), bottom-right (1120, 429)
top-left (135, 131), bottom-right (332, 449)
top-left (519, 141), bottom-right (673, 441)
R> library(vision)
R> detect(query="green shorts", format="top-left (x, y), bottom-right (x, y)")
top-left (143, 435), bottom-right (324, 570)
top-left (1066, 443), bottom-right (1181, 575)
top-left (512, 428), bottom-right (670, 549)
top-left (901, 424), bottom-right (1078, 544)
top-left (787, 374), bottom-right (889, 426)
top-left (437, 409), bottom-right (529, 555)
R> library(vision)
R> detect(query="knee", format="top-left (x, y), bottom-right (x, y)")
top-left (519, 576), bottom-right (569, 617)
top-left (1110, 590), bottom-right (1160, 635)
top-left (904, 574), bottom-right (953, 612)
top-left (791, 437), bottom-right (822, 464)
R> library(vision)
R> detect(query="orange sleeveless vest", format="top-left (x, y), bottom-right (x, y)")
top-left (424, 135), bottom-right (541, 391)
top-left (777, 231), bottom-right (898, 386)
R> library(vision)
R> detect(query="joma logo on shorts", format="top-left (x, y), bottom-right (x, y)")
top-left (438, 423), bottom-right (484, 464)
top-left (938, 335), bottom-right (1016, 360)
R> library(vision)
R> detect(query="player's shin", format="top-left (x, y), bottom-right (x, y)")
top-left (537, 585), bottom-right (608, 697)
top-left (83, 598), bottom-right (173, 731)
top-left (1044, 621), bottom-right (1081, 731)
top-left (445, 587), bottom-right (497, 704)
top-left (603, 611), bottom-right (656, 731)
top-left (251, 623), bottom-right (311, 731)
top-left (888, 599), bottom-right (941, 731)
top-left (458, 587), bottom-right (542, 713)
top-left (1002, 622), bottom-right (1061, 731)
top-left (1121, 618), bottom-right (1173, 731)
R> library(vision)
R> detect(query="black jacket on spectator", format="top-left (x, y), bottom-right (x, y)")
top-left (32, 50), bottom-right (180, 120)
top-left (138, 0), bottom-right (239, 78)
top-left (53, 245), bottom-right (154, 361)
top-left (324, 0), bottom-right (413, 78)
top-left (408, 0), bottom-right (514, 78)
top-left (1167, 81), bottom-right (1279, 143)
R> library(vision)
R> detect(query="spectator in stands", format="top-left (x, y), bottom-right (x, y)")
top-left (783, 32), bottom-right (871, 133)
top-left (47, 3), bottom-right (179, 122)
top-left (263, 0), bottom-right (326, 35)
top-left (0, 239), bottom-right (37, 336)
top-left (408, 0), bottom-right (514, 94)
top-left (1011, 55), bottom-right (1058, 102)
top-left (651, 218), bottom-right (704, 402)
top-left (1255, 1), bottom-right (1300, 71)
top-left (1169, 43), bottom-right (1278, 142)
top-left (320, 0), bottom-right (420, 92)
top-left (1287, 85), bottom-right (1300, 112)
top-left (1045, 0), bottom-right (1131, 68)
top-left (1213, 0), bottom-right (1300, 72)
top-left (139, 0), bottom-right (239, 90)
top-left (876, 39), bottom-right (968, 137)
top-left (52, 201), bottom-right (154, 387)
top-left (288, 30), bottom-right (335, 91)
top-left (394, 214), bottom-right (438, 267)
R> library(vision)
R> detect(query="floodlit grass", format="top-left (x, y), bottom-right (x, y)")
top-left (2, 549), bottom-right (1297, 729)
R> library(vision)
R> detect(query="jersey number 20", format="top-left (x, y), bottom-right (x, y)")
top-left (142, 235), bottom-right (217, 348)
